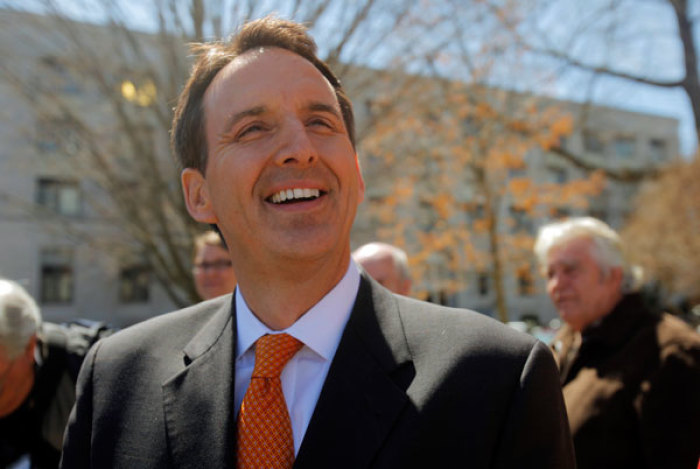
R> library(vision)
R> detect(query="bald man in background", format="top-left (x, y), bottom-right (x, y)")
top-left (353, 242), bottom-right (412, 296)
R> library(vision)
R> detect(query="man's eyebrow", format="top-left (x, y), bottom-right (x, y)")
top-left (223, 106), bottom-right (266, 132)
top-left (308, 102), bottom-right (341, 119)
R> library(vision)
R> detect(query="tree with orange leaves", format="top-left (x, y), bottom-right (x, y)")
top-left (622, 156), bottom-right (700, 310)
top-left (356, 80), bottom-right (605, 322)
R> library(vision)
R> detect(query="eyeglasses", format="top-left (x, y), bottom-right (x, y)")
top-left (193, 260), bottom-right (233, 272)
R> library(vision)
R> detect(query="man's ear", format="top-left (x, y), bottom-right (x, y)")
top-left (181, 168), bottom-right (217, 223)
top-left (24, 335), bottom-right (36, 359)
top-left (355, 154), bottom-right (365, 204)
top-left (399, 278), bottom-right (412, 297)
top-left (609, 266), bottom-right (624, 289)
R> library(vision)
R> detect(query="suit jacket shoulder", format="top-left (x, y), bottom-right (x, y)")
top-left (296, 277), bottom-right (574, 469)
top-left (61, 295), bottom-right (236, 469)
top-left (105, 294), bottom-right (232, 345)
top-left (396, 292), bottom-right (541, 358)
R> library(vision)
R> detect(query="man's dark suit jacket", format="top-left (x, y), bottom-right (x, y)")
top-left (61, 274), bottom-right (574, 468)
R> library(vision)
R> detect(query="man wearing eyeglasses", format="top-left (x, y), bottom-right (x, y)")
top-left (192, 230), bottom-right (237, 301)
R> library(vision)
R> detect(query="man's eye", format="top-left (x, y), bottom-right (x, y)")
top-left (308, 118), bottom-right (332, 128)
top-left (238, 124), bottom-right (265, 138)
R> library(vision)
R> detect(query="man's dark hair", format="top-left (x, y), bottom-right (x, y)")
top-left (171, 16), bottom-right (356, 172)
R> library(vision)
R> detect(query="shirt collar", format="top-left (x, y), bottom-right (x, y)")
top-left (235, 260), bottom-right (361, 361)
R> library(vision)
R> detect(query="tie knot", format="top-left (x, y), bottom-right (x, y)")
top-left (252, 333), bottom-right (303, 378)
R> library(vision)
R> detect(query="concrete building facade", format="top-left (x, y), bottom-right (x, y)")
top-left (0, 10), bottom-right (679, 327)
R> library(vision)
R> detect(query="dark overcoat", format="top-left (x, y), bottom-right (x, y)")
top-left (552, 294), bottom-right (700, 469)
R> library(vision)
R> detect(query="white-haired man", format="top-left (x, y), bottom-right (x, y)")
top-left (0, 278), bottom-right (67, 468)
top-left (0, 279), bottom-right (112, 468)
top-left (535, 217), bottom-right (700, 469)
top-left (353, 242), bottom-right (412, 296)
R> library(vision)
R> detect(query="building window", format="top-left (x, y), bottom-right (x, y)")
top-left (36, 178), bottom-right (81, 216)
top-left (119, 265), bottom-right (150, 303)
top-left (35, 118), bottom-right (81, 154)
top-left (649, 138), bottom-right (667, 162)
top-left (618, 182), bottom-right (637, 200)
top-left (510, 206), bottom-right (533, 233)
top-left (550, 207), bottom-right (570, 220)
top-left (39, 56), bottom-right (81, 94)
top-left (426, 290), bottom-right (449, 306)
top-left (558, 135), bottom-right (569, 149)
top-left (425, 110), bottom-right (441, 122)
top-left (589, 208), bottom-right (608, 224)
top-left (583, 130), bottom-right (605, 154)
top-left (463, 116), bottom-right (479, 136)
top-left (547, 166), bottom-right (567, 184)
top-left (467, 202), bottom-right (485, 222)
top-left (508, 167), bottom-right (526, 179)
top-left (613, 136), bottom-right (635, 159)
top-left (40, 248), bottom-right (74, 304)
top-left (36, 122), bottom-right (60, 153)
top-left (364, 98), bottom-right (375, 117)
top-left (477, 271), bottom-right (490, 296)
top-left (516, 265), bottom-right (534, 296)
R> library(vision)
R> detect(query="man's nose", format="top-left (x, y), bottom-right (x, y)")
top-left (548, 273), bottom-right (562, 292)
top-left (274, 120), bottom-right (318, 166)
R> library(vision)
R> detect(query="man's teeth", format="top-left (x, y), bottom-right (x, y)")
top-left (270, 188), bottom-right (320, 204)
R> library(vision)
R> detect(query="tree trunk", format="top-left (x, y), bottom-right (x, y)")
top-left (487, 207), bottom-right (508, 323)
top-left (476, 165), bottom-right (508, 323)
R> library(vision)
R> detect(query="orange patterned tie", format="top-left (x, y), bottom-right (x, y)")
top-left (236, 333), bottom-right (304, 469)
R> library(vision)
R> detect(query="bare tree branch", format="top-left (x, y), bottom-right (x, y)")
top-left (549, 145), bottom-right (660, 182)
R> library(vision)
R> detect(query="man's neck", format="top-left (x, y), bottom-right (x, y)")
top-left (236, 255), bottom-right (351, 330)
top-left (579, 291), bottom-right (624, 333)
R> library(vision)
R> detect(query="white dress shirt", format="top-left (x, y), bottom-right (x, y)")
top-left (234, 260), bottom-right (361, 454)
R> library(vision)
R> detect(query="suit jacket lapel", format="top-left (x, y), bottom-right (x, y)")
top-left (162, 297), bottom-right (237, 469)
top-left (295, 275), bottom-right (414, 469)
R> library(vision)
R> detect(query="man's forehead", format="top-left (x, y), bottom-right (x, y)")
top-left (547, 257), bottom-right (580, 269)
top-left (215, 47), bottom-right (267, 80)
top-left (206, 47), bottom-right (335, 102)
top-left (547, 238), bottom-right (592, 264)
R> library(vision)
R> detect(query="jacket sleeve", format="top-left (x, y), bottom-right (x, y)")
top-left (59, 339), bottom-right (100, 469)
top-left (639, 342), bottom-right (700, 468)
top-left (492, 340), bottom-right (576, 469)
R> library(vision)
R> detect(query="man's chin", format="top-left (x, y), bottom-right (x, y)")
top-left (557, 307), bottom-right (579, 324)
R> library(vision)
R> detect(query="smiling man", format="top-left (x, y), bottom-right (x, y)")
top-left (61, 17), bottom-right (574, 469)
top-left (535, 217), bottom-right (700, 469)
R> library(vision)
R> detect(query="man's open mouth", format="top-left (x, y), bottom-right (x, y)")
top-left (268, 188), bottom-right (322, 204)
